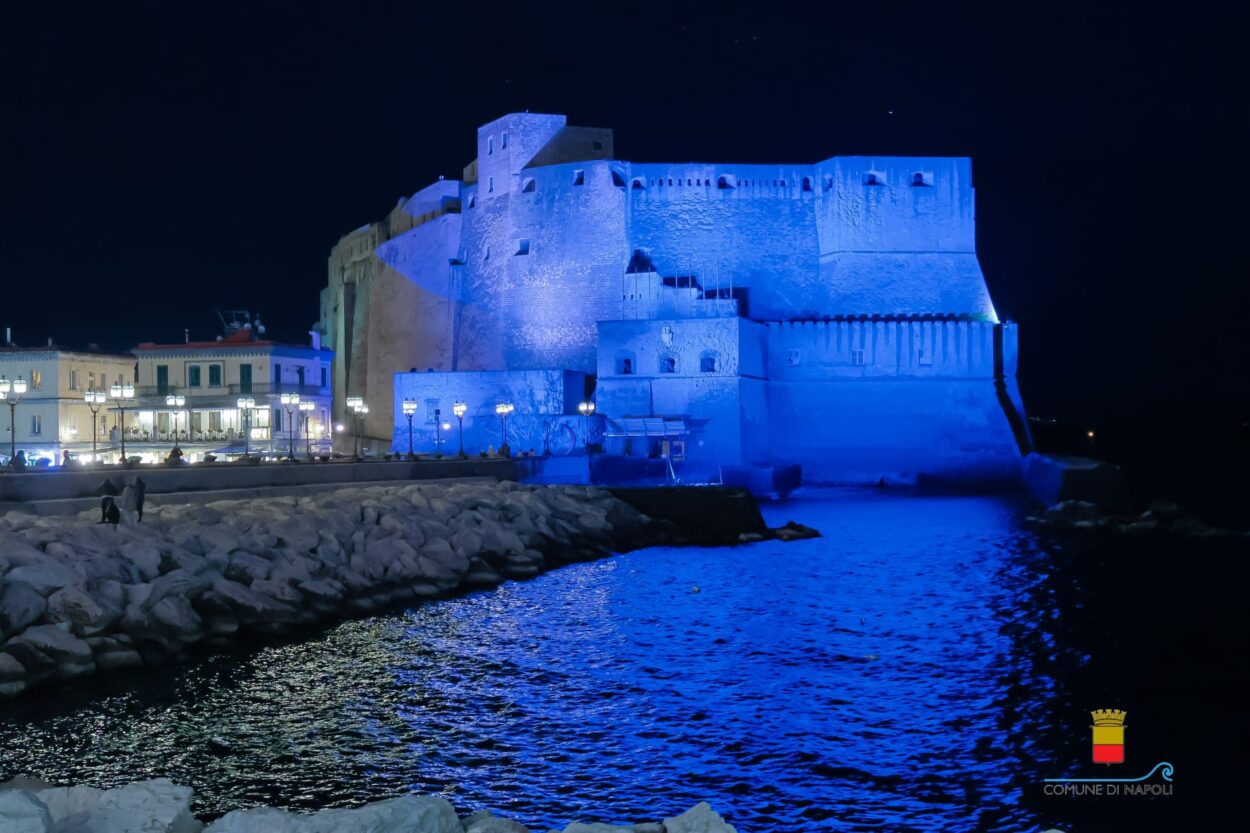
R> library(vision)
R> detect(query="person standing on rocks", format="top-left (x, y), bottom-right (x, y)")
top-left (119, 480), bottom-right (139, 525)
top-left (133, 476), bottom-right (147, 522)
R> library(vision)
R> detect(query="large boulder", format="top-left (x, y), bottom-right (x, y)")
top-left (663, 803), bottom-right (737, 833)
top-left (204, 794), bottom-right (460, 833)
top-left (1, 581), bottom-right (48, 639)
top-left (6, 558), bottom-right (81, 596)
top-left (118, 543), bottom-right (162, 581)
top-left (0, 789), bottom-right (52, 833)
top-left (45, 582), bottom-right (125, 636)
top-left (36, 779), bottom-right (202, 833)
top-left (207, 579), bottom-right (298, 624)
top-left (462, 809), bottom-right (531, 833)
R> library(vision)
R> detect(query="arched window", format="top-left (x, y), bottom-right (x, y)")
top-left (521, 177), bottom-right (536, 193)
top-left (717, 175), bottom-right (736, 190)
top-left (864, 172), bottom-right (885, 186)
top-left (632, 178), bottom-right (646, 190)
top-left (700, 351), bottom-right (718, 373)
top-left (659, 353), bottom-right (678, 374)
top-left (912, 172), bottom-right (930, 187)
top-left (501, 131), bottom-right (508, 149)
top-left (615, 350), bottom-right (636, 375)
top-left (801, 176), bottom-right (814, 192)
top-left (487, 136), bottom-right (494, 156)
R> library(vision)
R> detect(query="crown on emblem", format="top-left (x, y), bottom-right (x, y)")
top-left (1091, 709), bottom-right (1127, 726)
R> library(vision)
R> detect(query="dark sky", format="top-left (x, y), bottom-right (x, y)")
top-left (3, 1), bottom-right (1245, 428)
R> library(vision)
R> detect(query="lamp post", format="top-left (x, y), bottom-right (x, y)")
top-left (280, 392), bottom-right (300, 460)
top-left (434, 408), bottom-right (442, 456)
top-left (0, 375), bottom-right (29, 462)
top-left (236, 396), bottom-right (255, 457)
top-left (110, 381), bottom-right (135, 463)
top-left (165, 393), bottom-right (185, 447)
top-left (346, 396), bottom-right (363, 459)
top-left (84, 389), bottom-right (108, 460)
top-left (300, 400), bottom-right (315, 459)
top-left (453, 401), bottom-right (467, 458)
top-left (578, 400), bottom-right (596, 452)
top-left (402, 398), bottom-right (417, 459)
top-left (495, 402), bottom-right (514, 455)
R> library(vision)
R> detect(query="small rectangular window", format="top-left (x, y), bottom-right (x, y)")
top-left (209, 364), bottom-right (222, 386)
top-left (188, 365), bottom-right (202, 388)
top-left (516, 239), bottom-right (530, 255)
top-left (501, 131), bottom-right (508, 149)
top-left (425, 398), bottom-right (440, 423)
top-left (573, 169), bottom-right (585, 186)
top-left (786, 350), bottom-right (801, 366)
top-left (31, 414), bottom-right (42, 435)
top-left (851, 349), bottom-right (866, 366)
top-left (918, 347), bottom-right (933, 366)
top-left (30, 370), bottom-right (42, 389)
top-left (68, 369), bottom-right (79, 390)
top-left (488, 176), bottom-right (494, 193)
top-left (592, 140), bottom-right (603, 151)
top-left (320, 366), bottom-right (328, 387)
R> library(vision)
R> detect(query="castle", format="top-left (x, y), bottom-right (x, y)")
top-left (318, 113), bottom-right (1030, 485)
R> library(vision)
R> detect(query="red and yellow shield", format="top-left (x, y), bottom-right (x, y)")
top-left (1091, 709), bottom-right (1127, 764)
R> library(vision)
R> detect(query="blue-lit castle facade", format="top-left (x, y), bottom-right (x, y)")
top-left (326, 113), bottom-right (1029, 485)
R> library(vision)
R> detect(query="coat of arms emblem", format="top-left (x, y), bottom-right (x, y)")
top-left (1091, 709), bottom-right (1127, 765)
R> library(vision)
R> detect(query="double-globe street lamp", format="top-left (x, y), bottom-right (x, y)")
top-left (165, 393), bottom-right (186, 447)
top-left (299, 400), bottom-right (315, 459)
top-left (280, 392), bottom-right (301, 460)
top-left (401, 398), bottom-right (417, 459)
top-left (453, 401), bottom-right (467, 458)
top-left (494, 401), bottom-right (514, 454)
top-left (236, 396), bottom-right (256, 458)
top-left (109, 381), bottom-right (135, 463)
top-left (0, 375), bottom-right (29, 462)
top-left (578, 400), bottom-right (596, 452)
top-left (345, 396), bottom-right (367, 459)
top-left (84, 389), bottom-right (109, 460)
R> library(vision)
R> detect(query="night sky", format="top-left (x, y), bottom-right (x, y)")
top-left (3, 1), bottom-right (1245, 432)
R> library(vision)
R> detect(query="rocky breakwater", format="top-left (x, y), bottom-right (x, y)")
top-left (0, 777), bottom-right (739, 832)
top-left (1, 481), bottom-right (806, 699)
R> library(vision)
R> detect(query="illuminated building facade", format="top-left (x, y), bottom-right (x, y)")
top-left (332, 113), bottom-right (1030, 484)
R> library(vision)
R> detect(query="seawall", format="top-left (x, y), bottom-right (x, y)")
top-left (0, 480), bottom-right (778, 699)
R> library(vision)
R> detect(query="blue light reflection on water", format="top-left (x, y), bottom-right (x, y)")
top-left (0, 492), bottom-right (1077, 831)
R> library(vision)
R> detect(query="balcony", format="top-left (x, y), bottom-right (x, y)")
top-left (131, 383), bottom-right (331, 402)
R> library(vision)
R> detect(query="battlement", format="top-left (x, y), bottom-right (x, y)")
top-left (1092, 709), bottom-right (1127, 727)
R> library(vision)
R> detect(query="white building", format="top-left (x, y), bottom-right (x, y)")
top-left (130, 327), bottom-right (334, 460)
top-left (0, 344), bottom-right (137, 465)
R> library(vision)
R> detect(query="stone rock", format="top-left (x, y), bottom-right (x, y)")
top-left (46, 583), bottom-right (124, 637)
top-left (0, 789), bottom-right (53, 833)
top-left (209, 579), bottom-right (298, 624)
top-left (251, 579), bottom-right (304, 607)
top-left (224, 552), bottom-right (272, 585)
top-left (36, 778), bottom-right (202, 833)
top-left (205, 793), bottom-right (460, 833)
top-left (663, 802), bottom-right (737, 833)
top-left (0, 651), bottom-right (27, 681)
top-left (1, 581), bottom-right (48, 638)
top-left (119, 543), bottom-right (162, 581)
top-left (560, 824), bottom-right (635, 833)
top-left (7, 624), bottom-right (93, 664)
top-left (462, 809), bottom-right (531, 833)
top-left (6, 559), bottom-right (81, 596)
top-left (151, 596), bottom-right (205, 639)
top-left (96, 649), bottom-right (144, 670)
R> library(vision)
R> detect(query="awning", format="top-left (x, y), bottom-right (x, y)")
top-left (604, 417), bottom-right (688, 438)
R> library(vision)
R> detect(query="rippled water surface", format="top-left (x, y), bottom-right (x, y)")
top-left (1, 492), bottom-right (1236, 831)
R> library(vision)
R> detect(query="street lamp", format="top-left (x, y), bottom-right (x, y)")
top-left (433, 408), bottom-right (442, 456)
top-left (236, 396), bottom-right (255, 457)
top-left (165, 393), bottom-right (185, 447)
top-left (453, 401), bottom-right (467, 458)
top-left (578, 400), bottom-right (596, 452)
top-left (402, 398), bottom-right (417, 459)
top-left (495, 401), bottom-right (514, 454)
top-left (110, 381), bottom-right (135, 463)
top-left (0, 375), bottom-right (29, 463)
top-left (299, 399), bottom-right (315, 458)
top-left (346, 395), bottom-right (363, 459)
top-left (84, 389), bottom-right (108, 460)
top-left (280, 392), bottom-right (300, 460)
